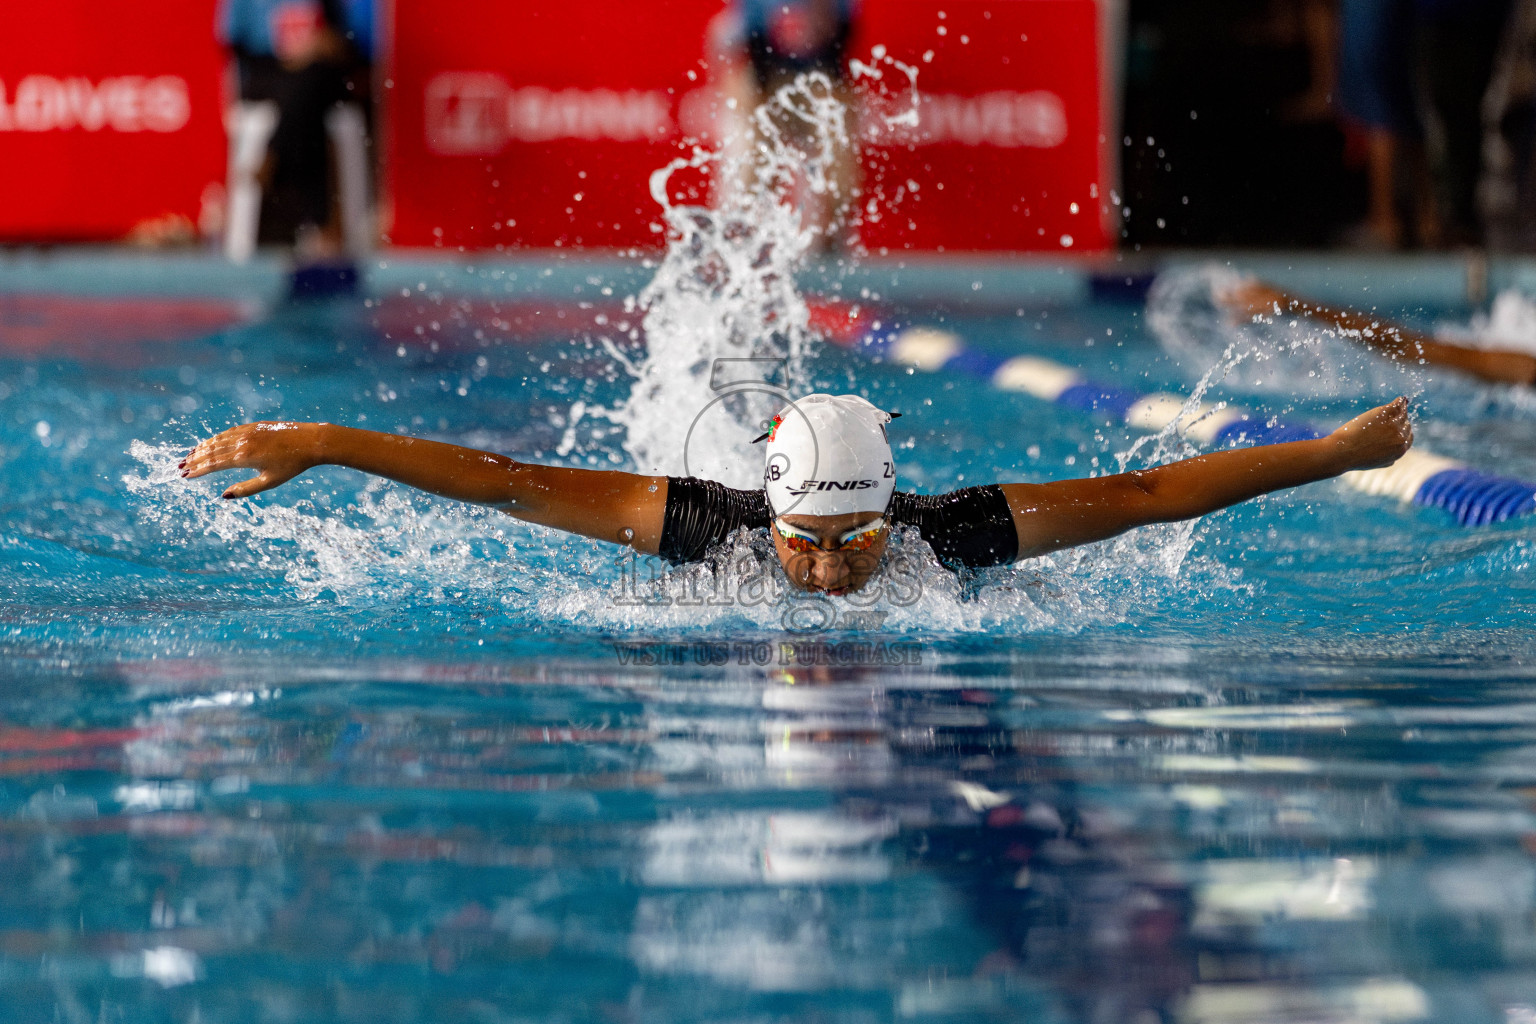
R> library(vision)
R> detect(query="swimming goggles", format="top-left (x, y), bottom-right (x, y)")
top-left (773, 517), bottom-right (887, 554)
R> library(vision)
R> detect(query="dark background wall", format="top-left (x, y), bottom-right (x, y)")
top-left (1119, 0), bottom-right (1367, 247)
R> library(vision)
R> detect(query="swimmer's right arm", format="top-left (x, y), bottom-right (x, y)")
top-left (181, 422), bottom-right (669, 553)
top-left (1003, 397), bottom-right (1414, 559)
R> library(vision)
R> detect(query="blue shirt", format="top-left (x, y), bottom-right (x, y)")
top-left (737, 0), bottom-right (857, 35)
top-left (219, 0), bottom-right (371, 60)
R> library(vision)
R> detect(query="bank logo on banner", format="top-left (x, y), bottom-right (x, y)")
top-left (0, 76), bottom-right (192, 133)
top-left (864, 91), bottom-right (1069, 149)
top-left (425, 72), bottom-right (673, 155)
top-left (424, 72), bottom-right (1068, 156)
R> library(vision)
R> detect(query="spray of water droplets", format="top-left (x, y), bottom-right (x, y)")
top-left (118, 64), bottom-right (1255, 641)
top-left (615, 57), bottom-right (919, 484)
top-left (1148, 265), bottom-right (1428, 398)
top-left (124, 440), bottom-right (521, 606)
top-left (1442, 289), bottom-right (1536, 355)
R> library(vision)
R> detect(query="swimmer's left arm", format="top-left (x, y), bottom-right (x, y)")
top-left (1002, 398), bottom-right (1413, 559)
top-left (1224, 279), bottom-right (1536, 386)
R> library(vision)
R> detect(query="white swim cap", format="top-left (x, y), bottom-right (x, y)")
top-left (761, 394), bottom-right (896, 516)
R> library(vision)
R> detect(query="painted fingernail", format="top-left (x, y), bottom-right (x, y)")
top-left (221, 492), bottom-right (232, 500)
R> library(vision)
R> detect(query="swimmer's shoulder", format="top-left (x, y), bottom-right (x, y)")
top-left (658, 476), bottom-right (771, 564)
top-left (889, 484), bottom-right (1018, 568)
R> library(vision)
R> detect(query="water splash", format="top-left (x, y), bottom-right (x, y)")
top-left (617, 58), bottom-right (919, 484)
top-left (541, 518), bottom-right (1247, 638)
top-left (123, 440), bottom-right (518, 605)
top-left (560, 67), bottom-right (1247, 636)
top-left (120, 423), bottom-right (1248, 642)
top-left (616, 81), bottom-right (832, 482)
top-left (1147, 265), bottom-right (1423, 398)
top-left (1446, 289), bottom-right (1536, 355)
top-left (115, 63), bottom-right (1249, 644)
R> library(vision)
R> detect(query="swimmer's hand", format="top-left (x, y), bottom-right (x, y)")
top-left (1327, 396), bottom-right (1414, 471)
top-left (182, 422), bottom-right (321, 498)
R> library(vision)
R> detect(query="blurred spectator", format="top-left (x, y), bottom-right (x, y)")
top-left (1337, 0), bottom-right (1517, 249)
top-left (1122, 0), bottom-right (1533, 251)
top-left (1273, 0), bottom-right (1340, 124)
top-left (1419, 0), bottom-right (1516, 246)
top-left (741, 0), bottom-right (855, 90)
top-left (219, 0), bottom-right (372, 255)
top-left (1336, 0), bottom-right (1428, 248)
top-left (1484, 0), bottom-right (1536, 249)
top-left (731, 0), bottom-right (861, 249)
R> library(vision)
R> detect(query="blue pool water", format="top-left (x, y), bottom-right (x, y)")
top-left (3, 255), bottom-right (1536, 1022)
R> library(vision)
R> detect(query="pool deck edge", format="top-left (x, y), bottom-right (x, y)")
top-left (0, 246), bottom-right (1532, 309)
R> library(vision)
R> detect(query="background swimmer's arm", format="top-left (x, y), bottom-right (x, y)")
top-left (181, 421), bottom-right (668, 553)
top-left (1002, 398), bottom-right (1413, 559)
top-left (1225, 280), bottom-right (1536, 386)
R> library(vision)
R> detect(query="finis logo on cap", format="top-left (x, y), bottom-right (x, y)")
top-left (787, 479), bottom-right (881, 496)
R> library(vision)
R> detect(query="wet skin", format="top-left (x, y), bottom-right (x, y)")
top-left (182, 400), bottom-right (1413, 604)
top-left (1224, 279), bottom-right (1536, 387)
top-left (772, 511), bottom-right (888, 596)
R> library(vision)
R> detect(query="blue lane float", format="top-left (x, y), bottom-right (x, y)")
top-left (846, 325), bottom-right (1536, 527)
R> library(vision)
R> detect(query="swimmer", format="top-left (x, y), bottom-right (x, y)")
top-left (1223, 279), bottom-right (1536, 387)
top-left (181, 392), bottom-right (1413, 595)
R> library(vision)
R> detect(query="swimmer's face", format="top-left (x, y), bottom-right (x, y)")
top-left (772, 511), bottom-right (888, 596)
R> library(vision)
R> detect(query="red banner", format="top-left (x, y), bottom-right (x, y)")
top-left (384, 0), bottom-right (727, 251)
top-left (0, 1), bottom-right (226, 243)
top-left (386, 0), bottom-right (1110, 252)
top-left (851, 0), bottom-right (1107, 252)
